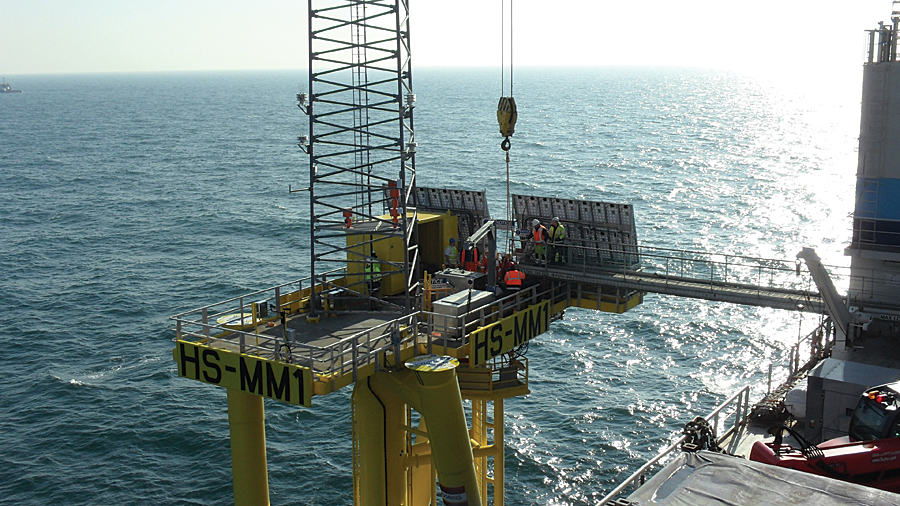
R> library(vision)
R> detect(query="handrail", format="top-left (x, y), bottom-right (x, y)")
top-left (596, 318), bottom-right (834, 505)
top-left (597, 385), bottom-right (751, 506)
top-left (172, 277), bottom-right (575, 383)
top-left (170, 266), bottom-right (347, 319)
top-left (520, 241), bottom-right (896, 308)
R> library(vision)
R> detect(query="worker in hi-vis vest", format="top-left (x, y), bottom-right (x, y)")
top-left (364, 251), bottom-right (382, 295)
top-left (444, 237), bottom-right (458, 268)
top-left (461, 244), bottom-right (479, 272)
top-left (504, 262), bottom-right (525, 291)
top-left (549, 217), bottom-right (567, 264)
top-left (531, 219), bottom-right (548, 265)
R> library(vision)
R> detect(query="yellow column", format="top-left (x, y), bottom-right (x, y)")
top-left (367, 355), bottom-right (483, 506)
top-left (353, 379), bottom-right (404, 506)
top-left (352, 381), bottom-right (384, 506)
top-left (404, 356), bottom-right (482, 506)
top-left (494, 398), bottom-right (504, 506)
top-left (226, 388), bottom-right (270, 506)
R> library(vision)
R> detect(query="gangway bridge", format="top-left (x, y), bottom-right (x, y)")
top-left (519, 245), bottom-right (830, 315)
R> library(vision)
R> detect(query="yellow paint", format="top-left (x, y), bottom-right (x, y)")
top-left (469, 301), bottom-right (550, 366)
top-left (408, 414), bottom-right (436, 506)
top-left (404, 361), bottom-right (482, 506)
top-left (277, 279), bottom-right (348, 314)
top-left (353, 357), bottom-right (483, 506)
top-left (346, 212), bottom-right (458, 296)
top-left (493, 398), bottom-right (505, 506)
top-left (406, 354), bottom-right (459, 372)
top-left (366, 359), bottom-right (483, 506)
top-left (351, 380), bottom-right (388, 506)
top-left (573, 291), bottom-right (643, 313)
top-left (360, 375), bottom-right (415, 506)
top-left (226, 388), bottom-right (270, 506)
top-left (174, 340), bottom-right (313, 407)
top-left (314, 347), bottom-right (406, 396)
top-left (457, 360), bottom-right (530, 400)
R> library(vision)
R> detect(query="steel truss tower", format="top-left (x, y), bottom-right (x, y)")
top-left (299, 0), bottom-right (418, 314)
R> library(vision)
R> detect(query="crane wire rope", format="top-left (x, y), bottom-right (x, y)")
top-left (498, 0), bottom-right (517, 252)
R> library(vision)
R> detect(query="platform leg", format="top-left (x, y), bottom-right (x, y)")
top-left (494, 398), bottom-right (504, 506)
top-left (227, 388), bottom-right (270, 506)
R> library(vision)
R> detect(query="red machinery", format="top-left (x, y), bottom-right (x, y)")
top-left (750, 383), bottom-right (900, 493)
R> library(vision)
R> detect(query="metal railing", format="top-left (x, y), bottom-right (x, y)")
top-left (866, 21), bottom-right (900, 64)
top-left (786, 319), bottom-right (834, 379)
top-left (597, 385), bottom-right (752, 505)
top-left (457, 357), bottom-right (530, 394)
top-left (171, 266), bottom-right (348, 334)
top-left (521, 241), bottom-right (853, 297)
top-left (171, 246), bottom-right (859, 387)
top-left (172, 274), bottom-right (570, 385)
top-left (597, 317), bottom-right (837, 505)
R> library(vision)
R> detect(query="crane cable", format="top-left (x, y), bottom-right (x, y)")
top-left (498, 0), bottom-right (517, 243)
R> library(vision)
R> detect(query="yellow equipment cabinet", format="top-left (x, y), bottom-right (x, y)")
top-left (346, 212), bottom-right (458, 296)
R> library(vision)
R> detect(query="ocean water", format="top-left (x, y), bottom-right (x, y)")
top-left (0, 66), bottom-right (860, 505)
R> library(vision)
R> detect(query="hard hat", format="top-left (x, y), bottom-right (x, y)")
top-left (552, 216), bottom-right (560, 223)
top-left (532, 219), bottom-right (540, 227)
top-left (449, 238), bottom-right (456, 243)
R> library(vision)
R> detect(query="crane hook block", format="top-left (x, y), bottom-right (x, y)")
top-left (497, 96), bottom-right (517, 138)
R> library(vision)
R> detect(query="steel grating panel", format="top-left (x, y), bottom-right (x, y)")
top-left (591, 201), bottom-right (607, 224)
top-left (415, 187), bottom-right (431, 207)
top-left (513, 194), bottom-right (640, 270)
top-left (417, 186), bottom-right (491, 242)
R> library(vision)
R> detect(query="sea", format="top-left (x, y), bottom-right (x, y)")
top-left (0, 65), bottom-right (861, 505)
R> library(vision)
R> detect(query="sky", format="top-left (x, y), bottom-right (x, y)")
top-left (0, 0), bottom-right (892, 75)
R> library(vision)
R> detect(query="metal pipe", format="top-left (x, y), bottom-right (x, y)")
top-left (226, 388), bottom-right (270, 506)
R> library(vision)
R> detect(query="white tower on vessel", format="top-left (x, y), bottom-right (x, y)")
top-left (847, 4), bottom-right (900, 333)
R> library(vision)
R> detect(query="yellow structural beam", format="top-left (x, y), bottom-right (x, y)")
top-left (469, 300), bottom-right (550, 367)
top-left (406, 357), bottom-right (482, 506)
top-left (356, 355), bottom-right (483, 506)
top-left (226, 388), bottom-right (270, 506)
top-left (174, 340), bottom-right (313, 407)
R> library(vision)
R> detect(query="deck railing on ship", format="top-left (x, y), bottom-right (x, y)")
top-left (597, 386), bottom-right (752, 506)
top-left (595, 316), bottom-right (835, 505)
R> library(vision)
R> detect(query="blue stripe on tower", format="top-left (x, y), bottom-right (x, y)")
top-left (854, 177), bottom-right (900, 247)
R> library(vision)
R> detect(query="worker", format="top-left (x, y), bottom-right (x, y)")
top-left (531, 219), bottom-right (548, 265)
top-left (498, 253), bottom-right (513, 280)
top-left (479, 252), bottom-right (488, 273)
top-left (461, 243), bottom-right (479, 272)
top-left (364, 251), bottom-right (382, 295)
top-left (503, 261), bottom-right (525, 292)
top-left (444, 238), bottom-right (458, 268)
top-left (549, 216), bottom-right (567, 264)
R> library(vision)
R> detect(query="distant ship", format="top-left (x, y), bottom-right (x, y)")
top-left (1, 79), bottom-right (22, 93)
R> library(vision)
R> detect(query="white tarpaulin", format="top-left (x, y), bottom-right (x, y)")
top-left (624, 451), bottom-right (900, 506)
